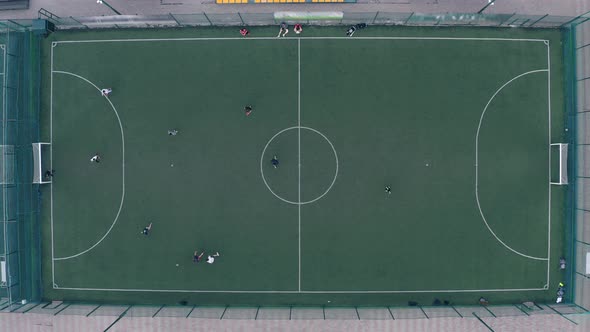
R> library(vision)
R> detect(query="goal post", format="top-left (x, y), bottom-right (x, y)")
top-left (32, 143), bottom-right (51, 184)
top-left (551, 143), bottom-right (568, 185)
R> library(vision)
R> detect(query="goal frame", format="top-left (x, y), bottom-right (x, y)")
top-left (32, 142), bottom-right (51, 184)
top-left (550, 143), bottom-right (568, 186)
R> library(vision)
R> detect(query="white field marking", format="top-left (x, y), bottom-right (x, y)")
top-left (51, 70), bottom-right (126, 261)
top-left (0, 42), bottom-right (6, 302)
top-left (300, 37), bottom-right (549, 42)
top-left (259, 126), bottom-right (338, 205)
top-left (53, 37), bottom-right (549, 45)
top-left (50, 44), bottom-right (55, 285)
top-left (475, 69), bottom-right (549, 261)
top-left (298, 38), bottom-right (301, 293)
top-left (260, 126), bottom-right (299, 205)
top-left (53, 36), bottom-right (549, 292)
top-left (1, 45), bottom-right (5, 262)
top-left (54, 286), bottom-right (548, 294)
top-left (546, 41), bottom-right (552, 287)
top-left (297, 127), bottom-right (338, 205)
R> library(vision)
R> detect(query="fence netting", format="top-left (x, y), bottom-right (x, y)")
top-left (573, 16), bottom-right (590, 311)
top-left (0, 23), bottom-right (42, 305)
top-left (23, 11), bottom-right (586, 30)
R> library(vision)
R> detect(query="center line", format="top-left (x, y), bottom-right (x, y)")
top-left (298, 38), bottom-right (301, 293)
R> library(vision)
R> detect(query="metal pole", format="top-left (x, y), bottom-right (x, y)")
top-left (203, 12), bottom-right (213, 26)
top-left (237, 12), bottom-right (245, 25)
top-left (403, 12), bottom-right (414, 25)
top-left (498, 13), bottom-right (515, 26)
top-left (372, 12), bottom-right (379, 24)
top-left (69, 17), bottom-right (89, 29)
top-left (529, 14), bottom-right (548, 27)
top-left (7, 20), bottom-right (25, 29)
top-left (519, 19), bottom-right (530, 27)
top-left (169, 13), bottom-right (181, 27)
top-left (560, 11), bottom-right (590, 28)
top-left (477, 0), bottom-right (496, 14)
top-left (97, 0), bottom-right (122, 16)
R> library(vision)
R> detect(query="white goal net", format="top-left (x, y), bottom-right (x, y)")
top-left (551, 143), bottom-right (568, 185)
top-left (32, 143), bottom-right (51, 184)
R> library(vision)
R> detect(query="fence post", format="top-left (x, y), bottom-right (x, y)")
top-left (237, 12), bottom-right (245, 25)
top-left (514, 304), bottom-right (530, 316)
top-left (203, 12), bottom-right (213, 26)
top-left (519, 18), bottom-right (530, 27)
top-left (404, 12), bottom-right (414, 25)
top-left (68, 17), bottom-right (89, 29)
top-left (529, 14), bottom-right (548, 27)
top-left (498, 13), bottom-right (515, 26)
top-left (169, 13), bottom-right (181, 27)
top-left (7, 20), bottom-right (25, 29)
top-left (0, 20), bottom-right (20, 32)
top-left (372, 12), bottom-right (379, 24)
top-left (560, 11), bottom-right (590, 28)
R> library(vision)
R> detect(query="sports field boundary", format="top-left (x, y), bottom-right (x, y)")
top-left (546, 41), bottom-right (552, 290)
top-left (48, 36), bottom-right (554, 295)
top-left (50, 37), bottom-right (550, 45)
top-left (297, 38), bottom-right (301, 293)
top-left (53, 286), bottom-right (549, 294)
top-left (1, 44), bottom-right (5, 262)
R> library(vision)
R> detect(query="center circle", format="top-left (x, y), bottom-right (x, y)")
top-left (260, 126), bottom-right (338, 205)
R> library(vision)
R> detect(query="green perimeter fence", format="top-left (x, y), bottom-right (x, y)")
top-left (1, 10), bottom-right (590, 308)
top-left (572, 17), bottom-right (590, 311)
top-left (0, 22), bottom-right (42, 305)
top-left (27, 10), bottom-right (590, 30)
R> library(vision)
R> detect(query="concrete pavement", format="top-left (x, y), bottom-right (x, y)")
top-left (0, 0), bottom-right (588, 20)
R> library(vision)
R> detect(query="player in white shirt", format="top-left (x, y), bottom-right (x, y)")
top-left (101, 88), bottom-right (112, 97)
top-left (207, 252), bottom-right (220, 264)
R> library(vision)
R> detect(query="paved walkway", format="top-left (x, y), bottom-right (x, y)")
top-left (1, 311), bottom-right (590, 332)
top-left (0, 0), bottom-right (589, 20)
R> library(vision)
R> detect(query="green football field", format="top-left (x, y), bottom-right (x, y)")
top-left (39, 26), bottom-right (566, 306)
